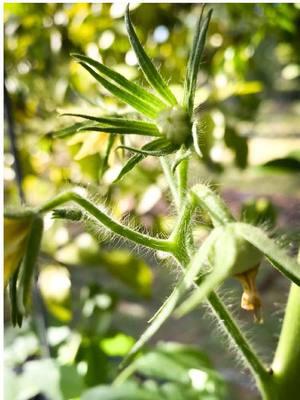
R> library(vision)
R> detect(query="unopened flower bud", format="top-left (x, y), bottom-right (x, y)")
top-left (156, 106), bottom-right (191, 146)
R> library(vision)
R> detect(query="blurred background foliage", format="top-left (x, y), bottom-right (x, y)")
top-left (4, 3), bottom-right (300, 400)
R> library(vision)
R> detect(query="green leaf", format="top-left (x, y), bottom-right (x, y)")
top-left (53, 121), bottom-right (95, 138)
top-left (73, 54), bottom-right (166, 118)
top-left (192, 122), bottom-right (203, 158)
top-left (183, 8), bottom-right (213, 115)
top-left (125, 5), bottom-right (177, 106)
top-left (100, 133), bottom-right (116, 178)
top-left (119, 229), bottom-right (220, 369)
top-left (78, 125), bottom-right (160, 137)
top-left (231, 223), bottom-right (300, 286)
top-left (78, 62), bottom-right (158, 119)
top-left (116, 143), bottom-right (177, 157)
top-left (114, 342), bottom-right (227, 399)
top-left (125, 342), bottom-right (211, 384)
top-left (114, 138), bottom-right (169, 182)
top-left (61, 113), bottom-right (160, 135)
top-left (260, 152), bottom-right (300, 173)
top-left (224, 125), bottom-right (248, 169)
top-left (240, 197), bottom-right (277, 228)
top-left (82, 382), bottom-right (155, 400)
top-left (15, 359), bottom-right (85, 400)
top-left (175, 226), bottom-right (237, 317)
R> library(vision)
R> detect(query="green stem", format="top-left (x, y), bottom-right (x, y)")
top-left (170, 196), bottom-right (195, 257)
top-left (38, 190), bottom-right (174, 252)
top-left (176, 147), bottom-right (188, 208)
top-left (160, 156), bottom-right (179, 210)
top-left (271, 283), bottom-right (300, 399)
top-left (207, 292), bottom-right (272, 397)
top-left (175, 251), bottom-right (271, 397)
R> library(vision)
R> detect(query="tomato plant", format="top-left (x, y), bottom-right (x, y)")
top-left (4, 5), bottom-right (300, 400)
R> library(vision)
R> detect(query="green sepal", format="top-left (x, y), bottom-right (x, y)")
top-left (116, 142), bottom-right (177, 157)
top-left (72, 54), bottom-right (166, 118)
top-left (231, 223), bottom-right (300, 286)
top-left (125, 5), bottom-right (177, 106)
top-left (52, 121), bottom-right (96, 138)
top-left (183, 8), bottom-right (212, 115)
top-left (78, 125), bottom-right (159, 137)
top-left (52, 208), bottom-right (83, 221)
top-left (114, 138), bottom-right (171, 182)
top-left (61, 113), bottom-right (160, 135)
top-left (100, 133), bottom-right (117, 178)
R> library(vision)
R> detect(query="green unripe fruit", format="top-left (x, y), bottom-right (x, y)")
top-left (209, 229), bottom-right (264, 321)
top-left (209, 230), bottom-right (263, 276)
top-left (156, 106), bottom-right (191, 146)
top-left (229, 235), bottom-right (263, 275)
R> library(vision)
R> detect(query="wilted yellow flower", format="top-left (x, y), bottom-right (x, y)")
top-left (235, 265), bottom-right (262, 324)
top-left (4, 216), bottom-right (33, 286)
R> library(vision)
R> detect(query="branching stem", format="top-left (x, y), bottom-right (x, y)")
top-left (38, 190), bottom-right (174, 253)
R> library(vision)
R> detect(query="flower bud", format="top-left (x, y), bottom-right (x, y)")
top-left (156, 106), bottom-right (191, 146)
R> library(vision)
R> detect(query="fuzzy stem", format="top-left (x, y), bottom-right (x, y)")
top-left (271, 283), bottom-right (300, 399)
top-left (160, 156), bottom-right (179, 210)
top-left (174, 249), bottom-right (271, 397)
top-left (176, 148), bottom-right (188, 208)
top-left (38, 190), bottom-right (174, 252)
top-left (170, 196), bottom-right (195, 257)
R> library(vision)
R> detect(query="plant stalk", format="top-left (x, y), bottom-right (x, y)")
top-left (174, 251), bottom-right (271, 396)
top-left (176, 148), bottom-right (188, 208)
top-left (271, 283), bottom-right (300, 399)
top-left (160, 156), bottom-right (179, 209)
top-left (38, 190), bottom-right (174, 252)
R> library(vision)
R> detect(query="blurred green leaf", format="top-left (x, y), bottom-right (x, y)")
top-left (241, 197), bottom-right (277, 227)
top-left (224, 125), bottom-right (248, 169)
top-left (101, 333), bottom-right (135, 357)
top-left (84, 342), bottom-right (227, 400)
top-left (9, 359), bottom-right (85, 400)
top-left (260, 151), bottom-right (300, 173)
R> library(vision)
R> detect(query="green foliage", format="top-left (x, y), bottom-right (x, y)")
top-left (83, 342), bottom-right (227, 400)
top-left (125, 5), bottom-right (177, 106)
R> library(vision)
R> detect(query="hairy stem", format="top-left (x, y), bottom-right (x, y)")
top-left (170, 197), bottom-right (195, 257)
top-left (160, 156), bottom-right (179, 209)
top-left (174, 251), bottom-right (271, 396)
top-left (38, 190), bottom-right (174, 252)
top-left (271, 283), bottom-right (300, 399)
top-left (176, 148), bottom-right (188, 208)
